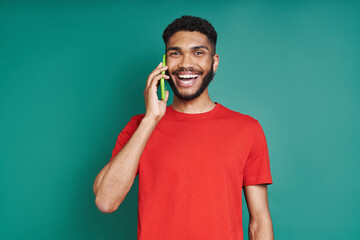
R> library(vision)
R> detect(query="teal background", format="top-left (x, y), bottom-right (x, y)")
top-left (1, 0), bottom-right (359, 239)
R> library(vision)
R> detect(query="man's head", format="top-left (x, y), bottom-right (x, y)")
top-left (163, 15), bottom-right (217, 56)
top-left (162, 16), bottom-right (219, 101)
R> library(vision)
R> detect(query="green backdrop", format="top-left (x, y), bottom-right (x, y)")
top-left (1, 0), bottom-right (359, 239)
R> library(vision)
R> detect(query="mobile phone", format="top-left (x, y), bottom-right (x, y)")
top-left (160, 54), bottom-right (166, 100)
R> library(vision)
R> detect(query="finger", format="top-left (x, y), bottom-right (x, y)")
top-left (145, 63), bottom-right (162, 89)
top-left (148, 74), bottom-right (169, 93)
top-left (146, 66), bottom-right (168, 88)
top-left (149, 66), bottom-right (168, 81)
top-left (146, 73), bottom-right (169, 92)
top-left (154, 62), bottom-right (162, 71)
top-left (161, 90), bottom-right (169, 102)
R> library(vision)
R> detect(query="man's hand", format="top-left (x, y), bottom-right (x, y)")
top-left (144, 62), bottom-right (170, 121)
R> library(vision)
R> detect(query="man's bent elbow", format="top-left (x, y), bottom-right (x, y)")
top-left (95, 195), bottom-right (123, 213)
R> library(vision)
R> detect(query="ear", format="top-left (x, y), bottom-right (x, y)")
top-left (212, 54), bottom-right (219, 72)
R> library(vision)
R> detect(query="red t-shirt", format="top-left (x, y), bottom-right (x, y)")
top-left (109, 102), bottom-right (273, 240)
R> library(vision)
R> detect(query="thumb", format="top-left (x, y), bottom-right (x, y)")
top-left (163, 91), bottom-right (169, 102)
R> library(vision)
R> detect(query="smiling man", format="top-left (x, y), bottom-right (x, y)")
top-left (93, 16), bottom-right (274, 240)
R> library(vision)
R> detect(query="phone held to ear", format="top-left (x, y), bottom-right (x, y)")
top-left (160, 54), bottom-right (166, 100)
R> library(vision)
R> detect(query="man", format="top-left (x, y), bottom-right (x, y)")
top-left (93, 16), bottom-right (274, 240)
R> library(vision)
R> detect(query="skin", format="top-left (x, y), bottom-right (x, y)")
top-left (244, 184), bottom-right (275, 240)
top-left (93, 30), bottom-right (274, 239)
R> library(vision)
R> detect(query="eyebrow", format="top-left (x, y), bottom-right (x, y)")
top-left (166, 45), bottom-right (209, 52)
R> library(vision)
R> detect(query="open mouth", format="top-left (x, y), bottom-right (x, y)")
top-left (175, 74), bottom-right (199, 87)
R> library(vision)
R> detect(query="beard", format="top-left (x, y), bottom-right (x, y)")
top-left (166, 61), bottom-right (215, 101)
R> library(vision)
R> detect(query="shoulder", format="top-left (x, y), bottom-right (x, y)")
top-left (219, 104), bottom-right (268, 145)
top-left (219, 104), bottom-right (260, 127)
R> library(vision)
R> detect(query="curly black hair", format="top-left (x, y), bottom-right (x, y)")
top-left (162, 15), bottom-right (217, 55)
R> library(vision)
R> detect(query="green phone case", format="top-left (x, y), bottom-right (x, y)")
top-left (160, 54), bottom-right (166, 100)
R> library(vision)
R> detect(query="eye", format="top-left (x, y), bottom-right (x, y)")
top-left (169, 52), bottom-right (180, 56)
top-left (194, 51), bottom-right (204, 56)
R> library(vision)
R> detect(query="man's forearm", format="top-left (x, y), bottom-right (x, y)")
top-left (248, 217), bottom-right (274, 240)
top-left (94, 116), bottom-right (159, 213)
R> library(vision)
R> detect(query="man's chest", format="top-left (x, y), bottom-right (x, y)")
top-left (138, 121), bottom-right (252, 182)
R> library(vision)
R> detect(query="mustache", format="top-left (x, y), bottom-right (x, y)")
top-left (172, 67), bottom-right (203, 75)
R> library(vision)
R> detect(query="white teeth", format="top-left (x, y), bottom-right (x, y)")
top-left (178, 74), bottom-right (198, 79)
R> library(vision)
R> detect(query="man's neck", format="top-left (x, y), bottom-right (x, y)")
top-left (171, 90), bottom-right (216, 114)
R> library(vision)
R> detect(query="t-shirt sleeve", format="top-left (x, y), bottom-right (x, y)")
top-left (242, 120), bottom-right (273, 187)
top-left (109, 115), bottom-right (143, 175)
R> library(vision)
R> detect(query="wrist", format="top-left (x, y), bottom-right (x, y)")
top-left (142, 114), bottom-right (161, 126)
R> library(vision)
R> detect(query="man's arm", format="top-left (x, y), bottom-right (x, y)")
top-left (93, 62), bottom-right (170, 213)
top-left (93, 116), bottom-right (159, 213)
top-left (243, 184), bottom-right (274, 240)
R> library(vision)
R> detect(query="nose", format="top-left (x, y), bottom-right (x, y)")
top-left (178, 54), bottom-right (194, 69)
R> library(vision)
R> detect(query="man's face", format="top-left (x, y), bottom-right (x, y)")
top-left (165, 31), bottom-right (219, 101)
